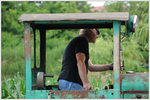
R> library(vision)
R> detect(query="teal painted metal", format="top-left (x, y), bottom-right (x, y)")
top-left (26, 88), bottom-right (149, 99)
top-left (95, 89), bottom-right (120, 99)
top-left (121, 93), bottom-right (149, 99)
top-left (113, 21), bottom-right (121, 98)
top-left (127, 15), bottom-right (137, 35)
top-left (55, 89), bottom-right (120, 99)
top-left (34, 20), bottom-right (113, 24)
top-left (26, 90), bottom-right (49, 99)
top-left (127, 16), bottom-right (133, 35)
top-left (26, 90), bottom-right (120, 99)
top-left (121, 73), bottom-right (149, 91)
top-left (24, 22), bottom-right (32, 90)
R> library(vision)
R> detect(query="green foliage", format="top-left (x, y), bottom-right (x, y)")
top-left (2, 72), bottom-right (25, 99)
top-left (2, 1), bottom-right (91, 36)
top-left (88, 71), bottom-right (113, 90)
top-left (2, 2), bottom-right (24, 34)
top-left (122, 37), bottom-right (148, 72)
top-left (2, 34), bottom-right (25, 79)
top-left (2, 32), bottom-right (21, 47)
top-left (89, 37), bottom-right (113, 64)
top-left (105, 1), bottom-right (128, 12)
top-left (105, 1), bottom-right (149, 69)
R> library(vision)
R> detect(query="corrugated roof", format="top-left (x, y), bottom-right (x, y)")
top-left (18, 12), bottom-right (129, 22)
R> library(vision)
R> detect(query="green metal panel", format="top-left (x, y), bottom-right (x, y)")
top-left (26, 89), bottom-right (149, 99)
top-left (24, 22), bottom-right (32, 90)
top-left (121, 73), bottom-right (149, 91)
top-left (121, 93), bottom-right (149, 99)
top-left (26, 90), bottom-right (49, 99)
top-left (34, 20), bottom-right (112, 24)
top-left (113, 21), bottom-right (121, 98)
top-left (25, 89), bottom-right (120, 99)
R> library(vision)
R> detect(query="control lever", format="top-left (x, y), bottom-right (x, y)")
top-left (121, 60), bottom-right (125, 70)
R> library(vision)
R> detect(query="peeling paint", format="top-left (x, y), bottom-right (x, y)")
top-left (113, 21), bottom-right (121, 99)
top-left (24, 22), bottom-right (31, 61)
top-left (131, 79), bottom-right (135, 82)
top-left (24, 22), bottom-right (32, 90)
top-left (121, 73), bottom-right (149, 91)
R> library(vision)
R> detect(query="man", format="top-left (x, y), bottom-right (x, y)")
top-left (58, 29), bottom-right (113, 90)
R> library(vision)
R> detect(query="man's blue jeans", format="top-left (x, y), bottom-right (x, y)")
top-left (58, 79), bottom-right (83, 90)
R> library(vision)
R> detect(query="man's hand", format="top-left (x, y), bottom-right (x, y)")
top-left (110, 63), bottom-right (124, 71)
top-left (109, 63), bottom-right (113, 70)
top-left (83, 83), bottom-right (93, 90)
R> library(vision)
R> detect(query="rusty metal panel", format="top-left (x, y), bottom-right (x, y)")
top-left (18, 12), bottom-right (129, 22)
top-left (51, 90), bottom-right (95, 99)
top-left (26, 89), bottom-right (120, 99)
top-left (120, 73), bottom-right (149, 91)
top-left (48, 90), bottom-right (120, 99)
top-left (25, 89), bottom-right (149, 99)
top-left (121, 93), bottom-right (149, 99)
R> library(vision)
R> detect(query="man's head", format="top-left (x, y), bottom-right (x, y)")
top-left (79, 29), bottom-right (99, 43)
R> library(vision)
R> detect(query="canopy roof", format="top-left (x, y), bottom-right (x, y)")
top-left (18, 12), bottom-right (129, 22)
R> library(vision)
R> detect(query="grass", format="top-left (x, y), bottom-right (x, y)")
top-left (1, 72), bottom-right (25, 99)
top-left (88, 71), bottom-right (113, 90)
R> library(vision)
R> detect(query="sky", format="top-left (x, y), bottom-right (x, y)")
top-left (87, 1), bottom-right (105, 7)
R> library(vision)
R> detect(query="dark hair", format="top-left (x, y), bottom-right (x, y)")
top-left (95, 28), bottom-right (100, 35)
top-left (79, 29), bottom-right (99, 38)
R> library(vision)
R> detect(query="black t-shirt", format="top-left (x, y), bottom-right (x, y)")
top-left (57, 35), bottom-right (89, 86)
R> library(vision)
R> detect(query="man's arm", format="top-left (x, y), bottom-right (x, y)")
top-left (76, 53), bottom-right (92, 90)
top-left (88, 60), bottom-right (113, 72)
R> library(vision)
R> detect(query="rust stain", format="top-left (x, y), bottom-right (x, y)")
top-left (143, 79), bottom-right (148, 82)
top-left (25, 39), bottom-right (31, 59)
top-left (137, 74), bottom-right (149, 79)
top-left (131, 79), bottom-right (135, 82)
top-left (50, 90), bottom-right (95, 99)
top-left (121, 73), bottom-right (149, 82)
top-left (24, 22), bottom-right (31, 60)
top-left (100, 95), bottom-right (105, 99)
top-left (129, 74), bottom-right (134, 77)
top-left (130, 97), bottom-right (136, 99)
top-left (122, 91), bottom-right (149, 94)
top-left (116, 78), bottom-right (120, 84)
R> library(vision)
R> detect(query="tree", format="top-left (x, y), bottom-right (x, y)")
top-left (105, 1), bottom-right (149, 69)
